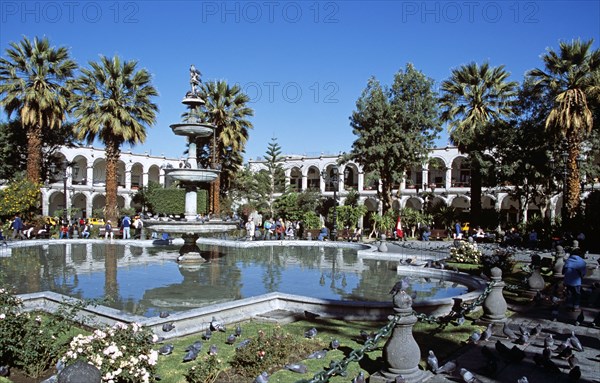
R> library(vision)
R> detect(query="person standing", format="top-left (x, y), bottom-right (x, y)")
top-left (454, 221), bottom-right (462, 240)
top-left (245, 218), bottom-right (255, 241)
top-left (122, 214), bottom-right (132, 239)
top-left (11, 213), bottom-right (24, 240)
top-left (562, 249), bottom-right (587, 310)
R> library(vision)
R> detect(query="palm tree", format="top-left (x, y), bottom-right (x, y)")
top-left (70, 55), bottom-right (158, 223)
top-left (439, 62), bottom-right (517, 227)
top-left (528, 39), bottom-right (600, 221)
top-left (0, 36), bottom-right (77, 182)
top-left (199, 80), bottom-right (253, 214)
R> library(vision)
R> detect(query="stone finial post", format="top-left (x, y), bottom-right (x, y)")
top-left (553, 246), bottom-right (566, 278)
top-left (481, 267), bottom-right (507, 322)
top-left (370, 291), bottom-right (426, 383)
top-left (378, 234), bottom-right (388, 253)
top-left (58, 360), bottom-right (102, 383)
top-left (527, 267), bottom-right (545, 293)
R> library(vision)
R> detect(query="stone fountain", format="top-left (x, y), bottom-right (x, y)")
top-left (145, 65), bottom-right (238, 263)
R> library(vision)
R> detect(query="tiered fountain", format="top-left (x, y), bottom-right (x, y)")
top-left (145, 65), bottom-right (238, 262)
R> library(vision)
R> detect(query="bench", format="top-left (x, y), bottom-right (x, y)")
top-left (430, 229), bottom-right (448, 241)
top-left (99, 227), bottom-right (123, 239)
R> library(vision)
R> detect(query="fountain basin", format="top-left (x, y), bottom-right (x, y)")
top-left (144, 219), bottom-right (238, 234)
top-left (164, 168), bottom-right (220, 183)
top-left (170, 122), bottom-right (214, 137)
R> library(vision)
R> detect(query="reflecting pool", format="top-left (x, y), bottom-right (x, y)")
top-left (0, 243), bottom-right (468, 317)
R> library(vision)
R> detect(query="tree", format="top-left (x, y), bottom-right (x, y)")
top-left (528, 39), bottom-right (600, 221)
top-left (348, 64), bottom-right (441, 214)
top-left (0, 178), bottom-right (42, 218)
top-left (197, 80), bottom-right (254, 214)
top-left (70, 55), bottom-right (158, 223)
top-left (255, 137), bottom-right (286, 217)
top-left (0, 36), bottom-right (77, 182)
top-left (439, 62), bottom-right (518, 227)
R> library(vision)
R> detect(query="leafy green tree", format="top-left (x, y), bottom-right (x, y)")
top-left (528, 39), bottom-right (600, 220)
top-left (70, 55), bottom-right (158, 224)
top-left (197, 80), bottom-right (254, 214)
top-left (0, 178), bottom-right (41, 218)
top-left (0, 36), bottom-right (77, 182)
top-left (336, 204), bottom-right (367, 230)
top-left (439, 62), bottom-right (518, 227)
top-left (255, 137), bottom-right (286, 217)
top-left (348, 64), bottom-right (441, 214)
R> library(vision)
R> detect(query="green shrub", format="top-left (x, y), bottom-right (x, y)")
top-left (185, 354), bottom-right (222, 383)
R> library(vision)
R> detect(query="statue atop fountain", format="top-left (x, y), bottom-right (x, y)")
top-left (144, 65), bottom-right (238, 263)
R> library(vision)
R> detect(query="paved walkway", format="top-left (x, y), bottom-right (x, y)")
top-left (381, 240), bottom-right (600, 383)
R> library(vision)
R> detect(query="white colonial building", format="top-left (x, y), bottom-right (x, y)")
top-left (248, 146), bottom-right (598, 229)
top-left (42, 145), bottom-right (597, 228)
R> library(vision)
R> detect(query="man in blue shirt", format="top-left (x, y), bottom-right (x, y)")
top-left (122, 214), bottom-right (132, 239)
top-left (562, 248), bottom-right (587, 310)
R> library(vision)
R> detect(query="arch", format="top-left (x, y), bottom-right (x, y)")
top-left (449, 195), bottom-right (470, 211)
top-left (117, 160), bottom-right (126, 187)
top-left (71, 155), bottom-right (88, 185)
top-left (72, 193), bottom-right (88, 218)
top-left (427, 157), bottom-right (447, 188)
top-left (131, 162), bottom-right (144, 189)
top-left (500, 194), bottom-right (520, 227)
top-left (289, 166), bottom-right (302, 191)
top-left (404, 196), bottom-right (423, 211)
top-left (92, 194), bottom-right (107, 217)
top-left (343, 163), bottom-right (359, 190)
top-left (306, 166), bottom-right (321, 190)
top-left (451, 156), bottom-right (470, 187)
top-left (148, 164), bottom-right (160, 184)
top-left (48, 190), bottom-right (65, 217)
top-left (92, 158), bottom-right (107, 186)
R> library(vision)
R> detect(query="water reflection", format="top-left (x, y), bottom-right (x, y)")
top-left (0, 243), bottom-right (468, 317)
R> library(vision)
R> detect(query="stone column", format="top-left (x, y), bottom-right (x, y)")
top-left (370, 291), bottom-right (426, 383)
top-left (184, 183), bottom-right (198, 221)
top-left (481, 267), bottom-right (507, 322)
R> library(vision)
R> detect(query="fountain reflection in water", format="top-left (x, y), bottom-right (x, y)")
top-left (1, 243), bottom-right (469, 317)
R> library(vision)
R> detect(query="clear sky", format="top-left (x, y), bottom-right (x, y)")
top-left (1, 1), bottom-right (599, 162)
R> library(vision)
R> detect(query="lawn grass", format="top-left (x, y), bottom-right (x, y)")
top-left (153, 315), bottom-right (483, 383)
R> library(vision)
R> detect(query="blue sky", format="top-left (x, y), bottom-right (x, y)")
top-left (1, 0), bottom-right (599, 162)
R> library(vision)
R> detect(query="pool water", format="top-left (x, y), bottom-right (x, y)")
top-left (0, 243), bottom-right (468, 317)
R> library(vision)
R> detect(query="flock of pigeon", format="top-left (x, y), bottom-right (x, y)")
top-left (425, 319), bottom-right (592, 383)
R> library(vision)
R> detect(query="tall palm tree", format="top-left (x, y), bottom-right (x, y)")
top-left (439, 62), bottom-right (517, 226)
top-left (0, 36), bottom-right (77, 182)
top-left (528, 39), bottom-right (600, 221)
top-left (199, 80), bottom-right (253, 214)
top-left (70, 55), bottom-right (158, 223)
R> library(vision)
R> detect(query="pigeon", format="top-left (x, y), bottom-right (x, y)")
top-left (518, 324), bottom-right (530, 337)
top-left (153, 336), bottom-right (165, 343)
top-left (304, 310), bottom-right (321, 320)
top-left (185, 341), bottom-right (203, 352)
top-left (208, 344), bottom-right (218, 355)
top-left (235, 324), bottom-right (242, 337)
top-left (162, 323), bottom-right (175, 332)
top-left (427, 350), bottom-right (439, 372)
top-left (158, 344), bottom-right (174, 355)
top-left (557, 345), bottom-right (573, 359)
top-left (159, 311), bottom-right (170, 318)
top-left (529, 323), bottom-right (542, 338)
top-left (544, 334), bottom-right (554, 349)
top-left (502, 322), bottom-right (518, 340)
top-left (435, 360), bottom-right (457, 375)
top-left (568, 365), bottom-right (581, 381)
top-left (517, 377), bottom-right (529, 383)
top-left (469, 330), bottom-right (481, 344)
top-left (537, 355), bottom-right (561, 373)
top-left (285, 363), bottom-right (308, 373)
top-left (352, 371), bottom-right (365, 383)
top-left (456, 316), bottom-right (466, 326)
top-left (394, 375), bottom-right (406, 383)
top-left (307, 349), bottom-right (328, 359)
top-left (515, 332), bottom-right (530, 345)
top-left (568, 331), bottom-right (584, 352)
top-left (359, 330), bottom-right (375, 342)
top-left (226, 334), bottom-right (236, 345)
top-left (254, 372), bottom-right (269, 383)
top-left (481, 323), bottom-right (493, 342)
top-left (210, 317), bottom-right (225, 332)
top-left (555, 340), bottom-right (571, 354)
top-left (202, 327), bottom-right (212, 340)
top-left (304, 327), bottom-right (318, 339)
top-left (389, 277), bottom-right (410, 295)
top-left (236, 339), bottom-right (251, 349)
top-left (182, 348), bottom-right (199, 362)
top-left (330, 339), bottom-right (340, 350)
top-left (0, 366), bottom-right (8, 377)
top-left (459, 367), bottom-right (481, 383)
top-left (575, 311), bottom-right (584, 326)
top-left (567, 354), bottom-right (579, 369)
top-left (593, 311), bottom-right (600, 327)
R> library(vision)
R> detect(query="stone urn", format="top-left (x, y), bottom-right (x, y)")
top-left (527, 267), bottom-right (545, 292)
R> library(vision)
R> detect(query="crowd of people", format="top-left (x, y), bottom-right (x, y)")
top-left (1, 213), bottom-right (144, 241)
